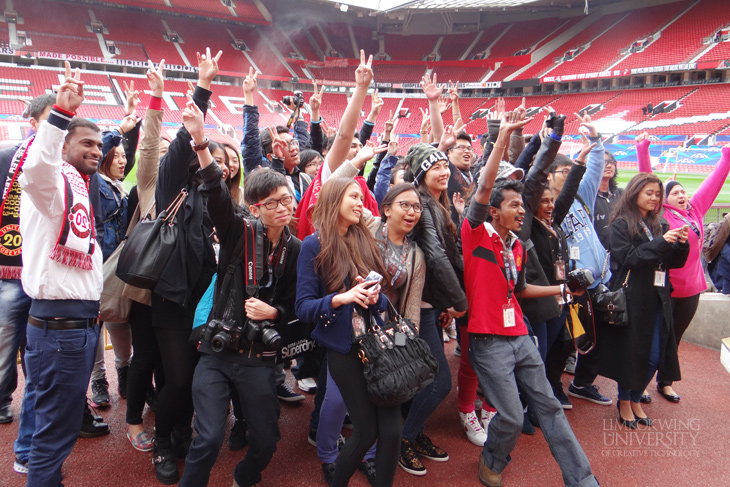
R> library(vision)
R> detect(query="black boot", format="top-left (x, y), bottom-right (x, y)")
top-left (153, 437), bottom-right (179, 485)
top-left (79, 403), bottom-right (110, 438)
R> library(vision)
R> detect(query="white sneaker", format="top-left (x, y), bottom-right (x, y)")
top-left (443, 330), bottom-right (450, 343)
top-left (459, 411), bottom-right (487, 446)
top-left (445, 321), bottom-right (457, 340)
top-left (481, 409), bottom-right (497, 430)
top-left (297, 377), bottom-right (317, 393)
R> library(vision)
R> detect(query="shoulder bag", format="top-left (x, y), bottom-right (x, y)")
top-left (357, 300), bottom-right (439, 408)
top-left (116, 188), bottom-right (187, 289)
top-left (591, 253), bottom-right (630, 327)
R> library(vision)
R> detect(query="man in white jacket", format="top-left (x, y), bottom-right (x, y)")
top-left (18, 62), bottom-right (103, 486)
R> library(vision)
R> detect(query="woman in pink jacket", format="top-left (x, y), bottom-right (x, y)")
top-left (637, 133), bottom-right (730, 401)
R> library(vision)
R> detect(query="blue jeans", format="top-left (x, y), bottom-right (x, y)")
top-left (14, 379), bottom-right (35, 463)
top-left (317, 365), bottom-right (376, 463)
top-left (532, 312), bottom-right (566, 362)
top-left (25, 321), bottom-right (99, 487)
top-left (0, 279), bottom-right (31, 407)
top-left (618, 305), bottom-right (663, 402)
top-left (402, 308), bottom-right (452, 440)
top-left (469, 334), bottom-right (599, 487)
top-left (179, 354), bottom-right (280, 487)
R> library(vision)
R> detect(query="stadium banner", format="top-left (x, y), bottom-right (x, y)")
top-left (399, 81), bottom-right (501, 90)
top-left (10, 50), bottom-right (196, 72)
top-left (617, 134), bottom-right (687, 143)
top-left (630, 63), bottom-right (697, 74)
top-left (542, 69), bottom-right (631, 83)
top-left (603, 143), bottom-right (724, 167)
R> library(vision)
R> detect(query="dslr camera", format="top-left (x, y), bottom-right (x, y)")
top-left (243, 319), bottom-right (281, 350)
top-left (204, 319), bottom-right (245, 353)
top-left (282, 91), bottom-right (304, 109)
top-left (565, 268), bottom-right (596, 293)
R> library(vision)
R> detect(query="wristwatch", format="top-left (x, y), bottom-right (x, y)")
top-left (190, 137), bottom-right (210, 152)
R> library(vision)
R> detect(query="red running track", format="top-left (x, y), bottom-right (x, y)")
top-left (0, 339), bottom-right (728, 487)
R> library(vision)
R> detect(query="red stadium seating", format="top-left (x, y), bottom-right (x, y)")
top-left (384, 34), bottom-right (441, 61)
top-left (438, 33), bottom-right (478, 60)
top-left (489, 19), bottom-right (562, 58)
top-left (614, 0), bottom-right (730, 69)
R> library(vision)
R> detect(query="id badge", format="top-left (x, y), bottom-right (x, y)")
top-left (554, 259), bottom-right (566, 281)
top-left (654, 270), bottom-right (666, 287)
top-left (503, 304), bottom-right (516, 328)
top-left (569, 246), bottom-right (581, 260)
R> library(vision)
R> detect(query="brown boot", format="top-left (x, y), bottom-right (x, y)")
top-left (478, 454), bottom-right (503, 487)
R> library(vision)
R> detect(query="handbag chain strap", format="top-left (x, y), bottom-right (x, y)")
top-left (602, 251), bottom-right (631, 288)
top-left (622, 270), bottom-right (631, 288)
top-left (162, 188), bottom-right (188, 224)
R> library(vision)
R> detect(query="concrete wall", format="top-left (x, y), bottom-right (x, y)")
top-left (682, 293), bottom-right (730, 351)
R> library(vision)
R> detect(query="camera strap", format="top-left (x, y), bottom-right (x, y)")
top-left (243, 218), bottom-right (292, 297)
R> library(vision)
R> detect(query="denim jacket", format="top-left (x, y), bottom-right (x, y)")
top-left (97, 174), bottom-right (128, 261)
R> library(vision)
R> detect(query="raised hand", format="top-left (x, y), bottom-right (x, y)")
top-left (448, 80), bottom-right (459, 102)
top-left (267, 126), bottom-right (287, 159)
top-left (321, 119), bottom-right (337, 139)
top-left (500, 110), bottom-right (532, 134)
top-left (438, 118), bottom-right (464, 151)
top-left (182, 94), bottom-right (205, 142)
top-left (146, 59), bottom-right (165, 98)
top-left (635, 131), bottom-right (649, 143)
top-left (487, 97), bottom-right (505, 121)
top-left (575, 112), bottom-right (598, 138)
top-left (452, 191), bottom-right (465, 217)
top-left (242, 66), bottom-right (258, 94)
top-left (122, 80), bottom-right (140, 116)
top-left (56, 61), bottom-right (85, 113)
top-left (575, 133), bottom-right (596, 165)
top-left (369, 89), bottom-right (384, 118)
top-left (437, 96), bottom-right (451, 115)
top-left (354, 140), bottom-right (387, 166)
top-left (197, 47), bottom-right (223, 89)
top-left (118, 114), bottom-right (139, 134)
top-left (355, 49), bottom-right (374, 88)
top-left (420, 72), bottom-right (443, 101)
top-left (387, 135), bottom-right (399, 156)
top-left (419, 107), bottom-right (430, 133)
top-left (546, 109), bottom-right (566, 138)
top-left (309, 80), bottom-right (324, 114)
top-left (384, 109), bottom-right (397, 136)
top-left (515, 96), bottom-right (527, 121)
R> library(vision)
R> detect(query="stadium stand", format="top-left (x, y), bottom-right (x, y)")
top-left (437, 32), bottom-right (477, 60)
top-left (488, 19), bottom-right (562, 58)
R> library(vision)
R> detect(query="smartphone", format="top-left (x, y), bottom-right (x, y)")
top-left (363, 271), bottom-right (383, 288)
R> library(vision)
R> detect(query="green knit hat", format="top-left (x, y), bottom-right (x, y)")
top-left (404, 143), bottom-right (448, 186)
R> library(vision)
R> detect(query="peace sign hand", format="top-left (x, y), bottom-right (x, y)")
top-left (355, 50), bottom-right (374, 88)
top-left (309, 80), bottom-right (325, 112)
top-left (56, 61), bottom-right (85, 113)
top-left (267, 126), bottom-right (287, 159)
top-left (146, 59), bottom-right (165, 97)
top-left (242, 66), bottom-right (258, 94)
top-left (197, 47), bottom-right (223, 88)
top-left (122, 80), bottom-right (140, 116)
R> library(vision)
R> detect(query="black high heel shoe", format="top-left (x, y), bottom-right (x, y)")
top-left (630, 403), bottom-right (653, 427)
top-left (617, 402), bottom-right (637, 429)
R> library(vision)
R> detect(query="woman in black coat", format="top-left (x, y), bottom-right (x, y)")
top-left (600, 173), bottom-right (689, 429)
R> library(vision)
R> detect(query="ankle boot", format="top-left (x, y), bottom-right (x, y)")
top-left (153, 437), bottom-right (179, 485)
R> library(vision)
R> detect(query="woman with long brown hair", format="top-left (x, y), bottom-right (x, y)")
top-left (600, 173), bottom-right (689, 429)
top-left (296, 177), bottom-right (401, 487)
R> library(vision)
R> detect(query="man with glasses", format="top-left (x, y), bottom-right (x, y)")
top-left (446, 132), bottom-right (476, 225)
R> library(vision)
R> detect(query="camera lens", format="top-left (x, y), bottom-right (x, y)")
top-left (211, 331), bottom-right (231, 353)
top-left (260, 328), bottom-right (281, 349)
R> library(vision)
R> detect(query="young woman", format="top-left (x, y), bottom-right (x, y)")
top-left (601, 173), bottom-right (689, 428)
top-left (296, 177), bottom-right (400, 487)
top-left (298, 149), bottom-right (324, 178)
top-left (399, 142), bottom-right (468, 475)
top-left (594, 150), bottom-right (623, 249)
top-left (222, 142), bottom-right (243, 205)
top-left (637, 134), bottom-right (730, 401)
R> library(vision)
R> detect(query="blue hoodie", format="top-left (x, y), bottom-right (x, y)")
top-left (558, 136), bottom-right (610, 287)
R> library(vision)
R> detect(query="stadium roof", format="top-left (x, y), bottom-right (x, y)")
top-left (325, 0), bottom-right (592, 13)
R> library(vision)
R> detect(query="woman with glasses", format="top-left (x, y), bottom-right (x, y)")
top-left (298, 149), bottom-right (324, 178)
top-left (296, 177), bottom-right (399, 487)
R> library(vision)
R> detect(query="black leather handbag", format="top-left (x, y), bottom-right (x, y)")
top-left (357, 302), bottom-right (439, 408)
top-left (591, 254), bottom-right (630, 327)
top-left (116, 188), bottom-right (187, 289)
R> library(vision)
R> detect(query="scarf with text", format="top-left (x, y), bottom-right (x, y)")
top-left (0, 137), bottom-right (34, 279)
top-left (48, 162), bottom-right (96, 270)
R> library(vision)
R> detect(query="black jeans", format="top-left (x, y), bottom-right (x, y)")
top-left (179, 354), bottom-right (280, 487)
top-left (328, 348), bottom-right (402, 487)
top-left (152, 295), bottom-right (198, 440)
top-left (657, 293), bottom-right (700, 387)
top-left (126, 301), bottom-right (163, 425)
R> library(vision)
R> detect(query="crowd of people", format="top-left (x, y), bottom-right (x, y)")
top-left (1, 46), bottom-right (729, 487)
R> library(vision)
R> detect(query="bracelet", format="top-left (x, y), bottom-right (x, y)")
top-left (190, 136), bottom-right (210, 152)
top-left (117, 126), bottom-right (125, 135)
top-left (493, 145), bottom-right (506, 150)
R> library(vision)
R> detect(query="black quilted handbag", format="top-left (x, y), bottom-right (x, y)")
top-left (357, 302), bottom-right (439, 408)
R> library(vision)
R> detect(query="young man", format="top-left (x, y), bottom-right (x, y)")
top-left (547, 113), bottom-right (612, 407)
top-left (0, 93), bottom-right (54, 427)
top-left (179, 99), bottom-right (301, 487)
top-left (446, 132), bottom-right (476, 225)
top-left (462, 110), bottom-right (600, 487)
top-left (18, 63), bottom-right (104, 486)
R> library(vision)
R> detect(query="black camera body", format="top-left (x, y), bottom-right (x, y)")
top-left (282, 91), bottom-right (304, 109)
top-left (204, 319), bottom-right (245, 353)
top-left (243, 319), bottom-right (281, 350)
top-left (565, 268), bottom-right (596, 292)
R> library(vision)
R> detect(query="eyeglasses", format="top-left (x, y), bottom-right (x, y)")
top-left (305, 160), bottom-right (323, 169)
top-left (391, 201), bottom-right (423, 213)
top-left (452, 145), bottom-right (473, 152)
top-left (553, 168), bottom-right (570, 176)
top-left (287, 139), bottom-right (299, 149)
top-left (254, 195), bottom-right (293, 210)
